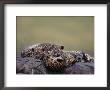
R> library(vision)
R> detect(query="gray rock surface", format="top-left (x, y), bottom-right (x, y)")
top-left (16, 56), bottom-right (47, 74)
top-left (16, 56), bottom-right (94, 74)
top-left (65, 62), bottom-right (94, 74)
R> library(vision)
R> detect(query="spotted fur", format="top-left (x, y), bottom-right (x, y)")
top-left (21, 43), bottom-right (65, 71)
top-left (20, 43), bottom-right (94, 72)
top-left (21, 43), bottom-right (64, 59)
top-left (44, 52), bottom-right (76, 71)
top-left (45, 56), bottom-right (65, 71)
top-left (65, 51), bottom-right (94, 63)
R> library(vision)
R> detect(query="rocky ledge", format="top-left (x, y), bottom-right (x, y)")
top-left (16, 43), bottom-right (94, 74)
top-left (16, 56), bottom-right (94, 74)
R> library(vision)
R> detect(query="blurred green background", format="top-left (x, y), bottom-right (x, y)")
top-left (16, 16), bottom-right (94, 57)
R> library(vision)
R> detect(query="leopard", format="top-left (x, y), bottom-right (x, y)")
top-left (65, 51), bottom-right (94, 63)
top-left (21, 43), bottom-right (64, 59)
top-left (20, 43), bottom-right (94, 72)
top-left (20, 43), bottom-right (76, 72)
top-left (44, 51), bottom-right (76, 72)
top-left (20, 43), bottom-right (65, 72)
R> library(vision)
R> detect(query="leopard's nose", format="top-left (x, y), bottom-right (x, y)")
top-left (57, 59), bottom-right (63, 63)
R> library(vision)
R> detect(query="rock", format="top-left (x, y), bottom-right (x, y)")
top-left (16, 56), bottom-right (47, 74)
top-left (16, 56), bottom-right (94, 74)
top-left (65, 62), bottom-right (94, 74)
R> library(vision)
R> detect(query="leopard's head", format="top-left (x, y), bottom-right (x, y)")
top-left (21, 44), bottom-right (38, 58)
top-left (62, 51), bottom-right (76, 67)
top-left (45, 56), bottom-right (65, 72)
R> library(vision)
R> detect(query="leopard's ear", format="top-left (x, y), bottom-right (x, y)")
top-left (31, 48), bottom-right (35, 52)
top-left (61, 46), bottom-right (64, 50)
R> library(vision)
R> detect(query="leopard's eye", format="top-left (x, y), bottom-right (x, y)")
top-left (57, 59), bottom-right (63, 63)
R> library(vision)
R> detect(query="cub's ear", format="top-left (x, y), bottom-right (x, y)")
top-left (61, 46), bottom-right (64, 50)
